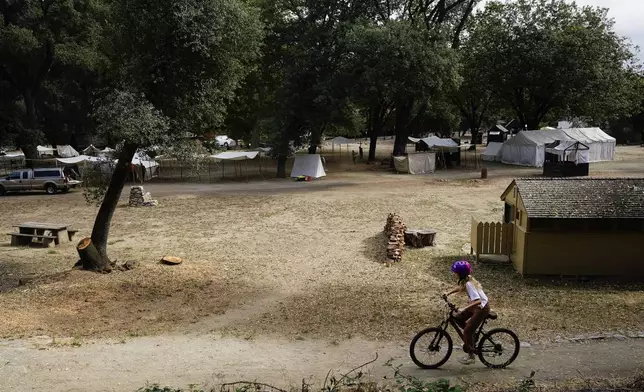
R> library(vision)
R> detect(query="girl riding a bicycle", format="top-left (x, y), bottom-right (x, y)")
top-left (444, 260), bottom-right (490, 365)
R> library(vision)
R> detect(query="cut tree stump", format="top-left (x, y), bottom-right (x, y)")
top-left (161, 256), bottom-right (184, 265)
top-left (404, 229), bottom-right (437, 248)
top-left (76, 237), bottom-right (109, 272)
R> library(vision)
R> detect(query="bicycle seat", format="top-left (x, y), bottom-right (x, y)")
top-left (487, 311), bottom-right (498, 320)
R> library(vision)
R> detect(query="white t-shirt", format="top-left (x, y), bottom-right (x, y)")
top-left (465, 282), bottom-right (488, 308)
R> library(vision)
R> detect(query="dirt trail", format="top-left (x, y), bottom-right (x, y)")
top-left (0, 335), bottom-right (642, 392)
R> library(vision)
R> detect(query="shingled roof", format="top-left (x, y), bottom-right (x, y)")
top-left (502, 178), bottom-right (644, 219)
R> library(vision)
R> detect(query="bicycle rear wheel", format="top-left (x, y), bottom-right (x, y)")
top-left (476, 328), bottom-right (520, 368)
top-left (409, 327), bottom-right (453, 369)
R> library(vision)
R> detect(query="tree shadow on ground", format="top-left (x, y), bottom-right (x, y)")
top-left (0, 259), bottom-right (71, 292)
top-left (362, 231), bottom-right (386, 264)
top-left (431, 254), bottom-right (644, 292)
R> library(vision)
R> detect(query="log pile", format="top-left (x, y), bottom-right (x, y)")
top-left (384, 213), bottom-right (406, 263)
top-left (129, 186), bottom-right (158, 207)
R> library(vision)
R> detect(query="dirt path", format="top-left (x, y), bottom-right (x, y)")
top-left (1, 335), bottom-right (642, 392)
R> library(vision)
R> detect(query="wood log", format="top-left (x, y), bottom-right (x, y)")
top-left (384, 213), bottom-right (407, 262)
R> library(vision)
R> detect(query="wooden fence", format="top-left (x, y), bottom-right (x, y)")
top-left (471, 218), bottom-right (513, 259)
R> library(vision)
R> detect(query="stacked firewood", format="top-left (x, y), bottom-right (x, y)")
top-left (384, 213), bottom-right (406, 263)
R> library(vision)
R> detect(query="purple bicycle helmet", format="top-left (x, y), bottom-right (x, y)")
top-left (451, 260), bottom-right (472, 277)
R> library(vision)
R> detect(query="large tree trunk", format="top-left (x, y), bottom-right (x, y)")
top-left (24, 89), bottom-right (37, 128)
top-left (20, 90), bottom-right (39, 168)
top-left (633, 110), bottom-right (644, 145)
top-left (308, 125), bottom-right (323, 154)
top-left (87, 143), bottom-right (138, 272)
top-left (19, 144), bottom-right (38, 168)
top-left (276, 155), bottom-right (287, 178)
top-left (368, 133), bottom-right (378, 162)
top-left (392, 97), bottom-right (414, 156)
top-left (526, 119), bottom-right (540, 130)
top-left (251, 123), bottom-right (260, 149)
top-left (367, 104), bottom-right (381, 163)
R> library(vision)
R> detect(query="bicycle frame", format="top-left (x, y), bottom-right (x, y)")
top-left (436, 298), bottom-right (490, 347)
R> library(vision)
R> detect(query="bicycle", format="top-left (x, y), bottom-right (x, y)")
top-left (409, 295), bottom-right (520, 369)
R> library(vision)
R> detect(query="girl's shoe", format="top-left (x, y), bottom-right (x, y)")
top-left (458, 355), bottom-right (476, 365)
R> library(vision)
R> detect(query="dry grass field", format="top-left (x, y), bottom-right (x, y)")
top-left (0, 146), bottom-right (643, 344)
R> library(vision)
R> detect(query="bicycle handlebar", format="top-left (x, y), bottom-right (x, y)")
top-left (441, 294), bottom-right (458, 312)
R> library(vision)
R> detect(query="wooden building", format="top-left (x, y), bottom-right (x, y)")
top-left (500, 178), bottom-right (644, 277)
top-left (487, 124), bottom-right (511, 144)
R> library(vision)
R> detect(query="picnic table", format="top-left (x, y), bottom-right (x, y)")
top-left (8, 222), bottom-right (78, 247)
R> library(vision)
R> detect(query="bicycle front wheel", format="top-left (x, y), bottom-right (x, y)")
top-left (477, 328), bottom-right (520, 368)
top-left (409, 327), bottom-right (453, 369)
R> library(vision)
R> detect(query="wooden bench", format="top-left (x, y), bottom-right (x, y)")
top-left (8, 233), bottom-right (58, 247)
top-left (67, 229), bottom-right (79, 242)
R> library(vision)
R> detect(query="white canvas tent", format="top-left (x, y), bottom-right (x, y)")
top-left (0, 150), bottom-right (25, 161)
top-left (100, 147), bottom-right (116, 156)
top-left (501, 130), bottom-right (574, 167)
top-left (132, 151), bottom-right (159, 180)
top-left (210, 151), bottom-right (259, 160)
top-left (37, 145), bottom-right (56, 157)
top-left (328, 136), bottom-right (352, 145)
top-left (393, 152), bottom-right (436, 174)
top-left (291, 154), bottom-right (326, 179)
top-left (408, 136), bottom-right (459, 149)
top-left (327, 136), bottom-right (353, 154)
top-left (559, 128), bottom-right (615, 162)
top-left (481, 142), bottom-right (504, 162)
top-left (210, 151), bottom-right (263, 180)
top-left (56, 145), bottom-right (79, 157)
top-left (55, 155), bottom-right (102, 165)
top-left (545, 140), bottom-right (590, 165)
top-left (114, 151), bottom-right (159, 181)
top-left (82, 145), bottom-right (102, 156)
top-left (501, 128), bottom-right (615, 167)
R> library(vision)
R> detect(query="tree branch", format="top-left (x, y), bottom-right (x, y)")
top-left (452, 0), bottom-right (476, 49)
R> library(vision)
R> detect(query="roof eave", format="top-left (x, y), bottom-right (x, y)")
top-left (500, 179), bottom-right (517, 201)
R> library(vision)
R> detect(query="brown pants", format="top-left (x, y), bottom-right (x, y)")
top-left (454, 303), bottom-right (490, 354)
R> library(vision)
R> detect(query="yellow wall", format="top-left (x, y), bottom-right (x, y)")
top-left (511, 225), bottom-right (526, 274)
top-left (524, 232), bottom-right (644, 276)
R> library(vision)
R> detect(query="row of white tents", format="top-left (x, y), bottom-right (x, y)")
top-left (481, 128), bottom-right (616, 167)
top-left (210, 150), bottom-right (327, 179)
top-left (55, 151), bottom-right (160, 180)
